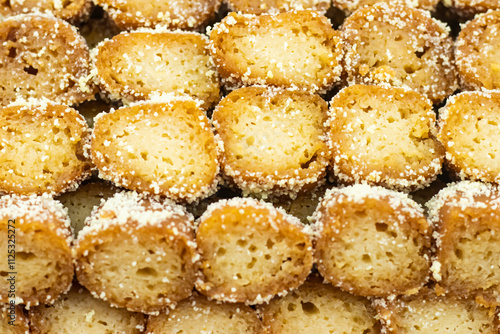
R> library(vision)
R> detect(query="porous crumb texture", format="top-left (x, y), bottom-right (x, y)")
top-left (456, 10), bottom-right (500, 90)
top-left (146, 293), bottom-right (263, 333)
top-left (1, 304), bottom-right (30, 334)
top-left (341, 3), bottom-right (457, 103)
top-left (376, 288), bottom-right (499, 333)
top-left (94, 31), bottom-right (220, 110)
top-left (96, 0), bottom-right (221, 30)
top-left (226, 0), bottom-right (330, 14)
top-left (328, 84), bottom-right (444, 192)
top-left (426, 181), bottom-right (500, 307)
top-left (261, 277), bottom-right (380, 334)
top-left (0, 0), bottom-right (92, 24)
top-left (438, 91), bottom-right (500, 184)
top-left (213, 87), bottom-right (329, 198)
top-left (30, 285), bottom-right (146, 334)
top-left (196, 197), bottom-right (313, 304)
top-left (209, 11), bottom-right (343, 93)
top-left (91, 98), bottom-right (220, 203)
top-left (332, 0), bottom-right (438, 14)
top-left (57, 180), bottom-right (118, 235)
top-left (0, 102), bottom-right (92, 195)
top-left (75, 191), bottom-right (199, 314)
top-left (0, 14), bottom-right (95, 106)
top-left (314, 184), bottom-right (432, 297)
top-left (0, 194), bottom-right (73, 307)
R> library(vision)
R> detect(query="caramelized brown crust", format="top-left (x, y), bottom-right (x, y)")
top-left (376, 288), bottom-right (499, 333)
top-left (437, 91), bottom-right (500, 184)
top-left (328, 84), bottom-right (444, 192)
top-left (456, 10), bottom-right (500, 90)
top-left (1, 304), bottom-right (29, 334)
top-left (341, 3), bottom-right (457, 103)
top-left (209, 11), bottom-right (343, 93)
top-left (196, 198), bottom-right (313, 304)
top-left (213, 87), bottom-right (329, 198)
top-left (0, 14), bottom-right (95, 106)
top-left (0, 103), bottom-right (92, 196)
top-left (91, 99), bottom-right (220, 204)
top-left (261, 277), bottom-right (380, 334)
top-left (0, 195), bottom-right (73, 307)
top-left (427, 182), bottom-right (500, 307)
top-left (30, 285), bottom-right (146, 334)
top-left (226, 0), bottom-right (330, 14)
top-left (0, 0), bottom-right (92, 24)
top-left (314, 185), bottom-right (432, 297)
top-left (96, 0), bottom-right (220, 30)
top-left (75, 192), bottom-right (199, 314)
top-left (332, 0), bottom-right (438, 14)
top-left (147, 293), bottom-right (263, 334)
top-left (94, 31), bottom-right (220, 110)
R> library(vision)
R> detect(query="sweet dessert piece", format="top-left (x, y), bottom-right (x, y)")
top-left (456, 11), bottom-right (500, 90)
top-left (0, 0), bottom-right (92, 24)
top-left (328, 84), bottom-right (444, 192)
top-left (376, 288), bottom-right (498, 333)
top-left (442, 0), bottom-right (500, 18)
top-left (146, 293), bottom-right (263, 334)
top-left (209, 11), bottom-right (343, 93)
top-left (0, 305), bottom-right (29, 334)
top-left (427, 181), bottom-right (500, 307)
top-left (226, 0), bottom-right (330, 14)
top-left (0, 195), bottom-right (73, 307)
top-left (75, 99), bottom-right (114, 128)
top-left (341, 3), bottom-right (457, 103)
top-left (91, 98), bottom-right (220, 204)
top-left (213, 87), bottom-right (329, 198)
top-left (0, 14), bottom-right (95, 106)
top-left (332, 0), bottom-right (438, 15)
top-left (57, 180), bottom-right (118, 234)
top-left (0, 102), bottom-right (92, 196)
top-left (95, 0), bottom-right (220, 30)
top-left (261, 276), bottom-right (380, 334)
top-left (74, 191), bottom-right (199, 314)
top-left (437, 91), bottom-right (500, 183)
top-left (196, 197), bottom-right (313, 304)
top-left (314, 184), bottom-right (432, 297)
top-left (94, 30), bottom-right (220, 110)
top-left (30, 284), bottom-right (146, 334)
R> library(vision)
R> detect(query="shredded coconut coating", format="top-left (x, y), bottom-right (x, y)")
top-left (442, 0), bottom-right (500, 17)
top-left (456, 11), bottom-right (500, 90)
top-left (341, 3), bottom-right (457, 103)
top-left (226, 0), bottom-right (330, 14)
top-left (0, 14), bottom-right (96, 106)
top-left (328, 84), bottom-right (444, 192)
top-left (332, 0), bottom-right (438, 15)
top-left (213, 86), bottom-right (330, 199)
top-left (437, 90), bottom-right (500, 184)
top-left (209, 10), bottom-right (344, 94)
top-left (95, 0), bottom-right (221, 30)
top-left (196, 197), bottom-right (313, 305)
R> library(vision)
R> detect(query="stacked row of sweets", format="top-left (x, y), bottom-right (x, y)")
top-left (0, 0), bottom-right (499, 332)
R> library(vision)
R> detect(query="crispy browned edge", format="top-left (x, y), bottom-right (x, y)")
top-left (1, 304), bottom-right (29, 334)
top-left (0, 0), bottom-right (93, 24)
top-left (314, 194), bottom-right (432, 297)
top-left (0, 104), bottom-right (93, 196)
top-left (213, 86), bottom-right (330, 196)
top-left (75, 212), bottom-right (199, 314)
top-left (196, 203), bottom-right (313, 303)
top-left (209, 11), bottom-right (343, 91)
